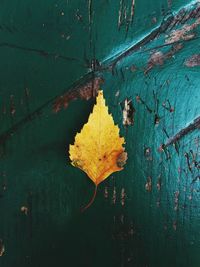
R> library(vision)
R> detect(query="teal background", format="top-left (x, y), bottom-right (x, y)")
top-left (0, 1), bottom-right (200, 266)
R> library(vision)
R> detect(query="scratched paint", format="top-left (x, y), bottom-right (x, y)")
top-left (0, 1), bottom-right (200, 267)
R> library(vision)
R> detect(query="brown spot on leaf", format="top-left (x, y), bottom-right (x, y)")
top-left (117, 152), bottom-right (128, 168)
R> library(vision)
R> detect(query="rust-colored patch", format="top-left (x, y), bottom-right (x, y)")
top-left (145, 176), bottom-right (152, 192)
top-left (185, 54), bottom-right (200, 67)
top-left (53, 77), bottom-right (104, 113)
top-left (165, 18), bottom-right (200, 44)
top-left (145, 43), bottom-right (183, 74)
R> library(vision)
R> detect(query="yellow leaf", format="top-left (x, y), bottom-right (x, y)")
top-left (69, 90), bottom-right (127, 210)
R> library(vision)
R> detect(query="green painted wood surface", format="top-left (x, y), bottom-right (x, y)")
top-left (0, 1), bottom-right (200, 266)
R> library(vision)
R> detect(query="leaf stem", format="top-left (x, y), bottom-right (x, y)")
top-left (81, 184), bottom-right (98, 212)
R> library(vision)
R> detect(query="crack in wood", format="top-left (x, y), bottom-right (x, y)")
top-left (0, 1), bottom-right (199, 146)
top-left (0, 73), bottom-right (103, 146)
top-left (106, 1), bottom-right (200, 67)
top-left (0, 42), bottom-right (82, 63)
top-left (164, 116), bottom-right (200, 147)
top-left (53, 76), bottom-right (104, 112)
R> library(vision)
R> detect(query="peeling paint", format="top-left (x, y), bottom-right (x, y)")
top-left (53, 76), bottom-right (104, 113)
top-left (185, 54), bottom-right (200, 67)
